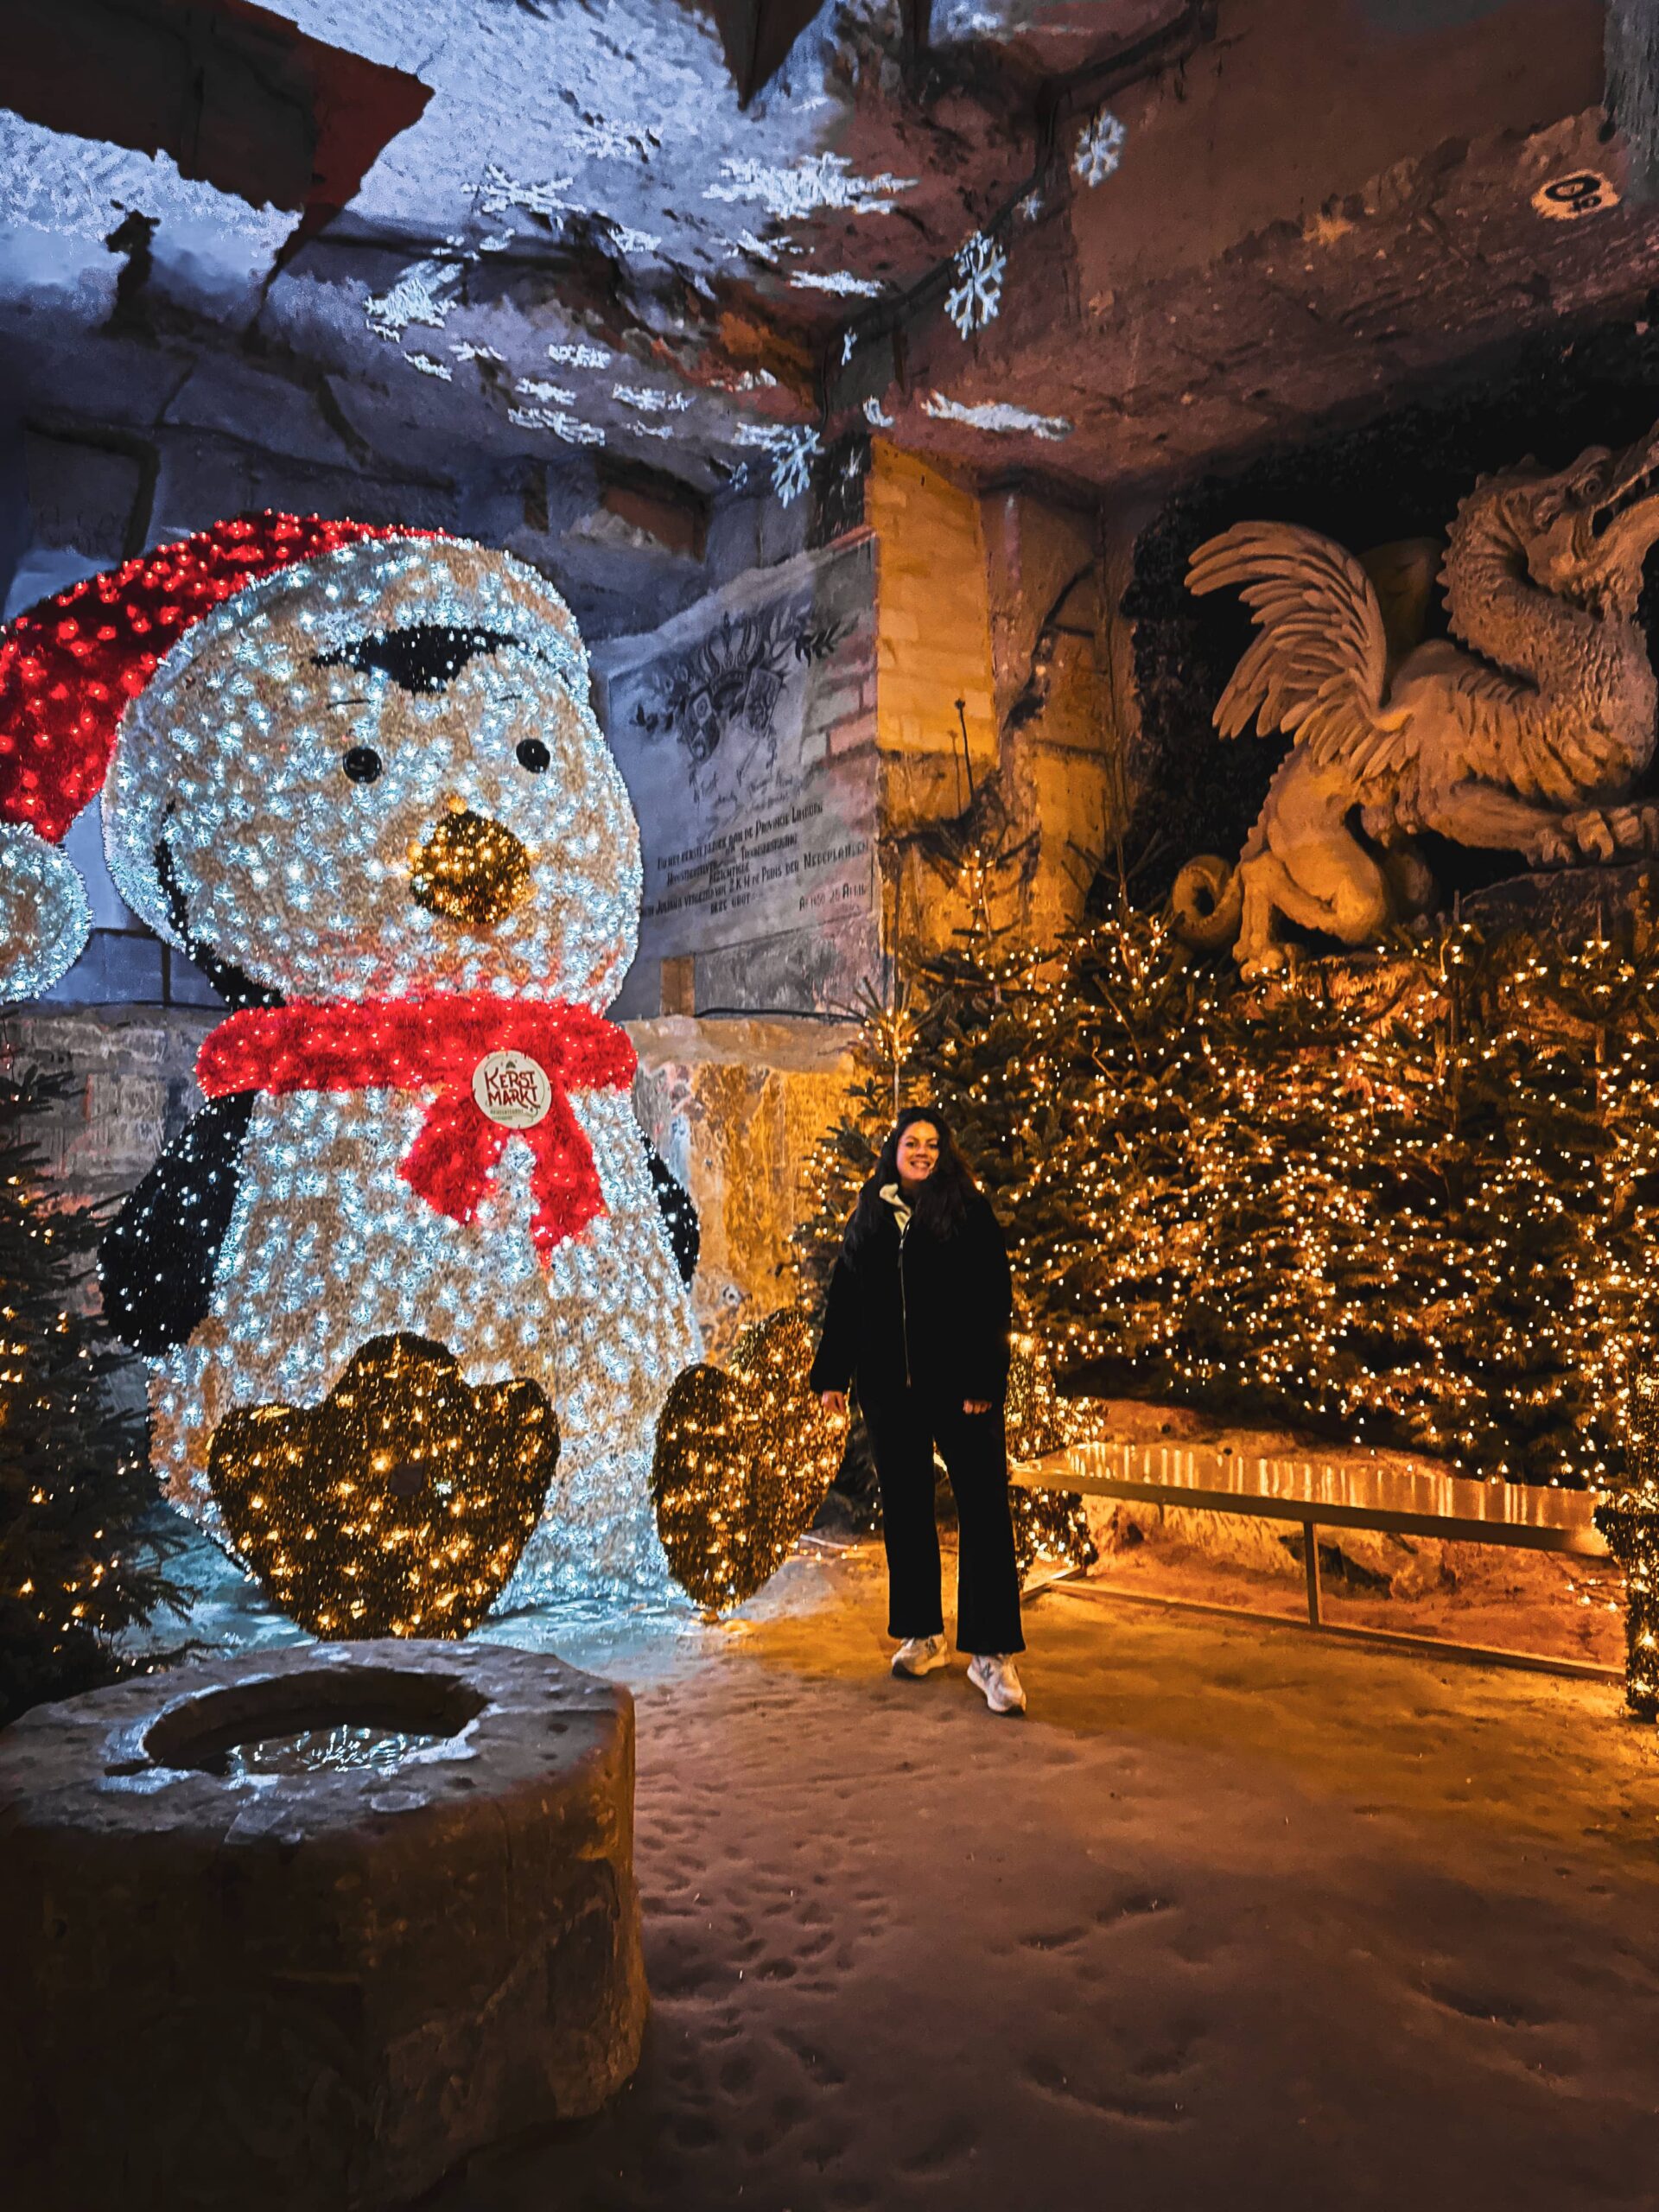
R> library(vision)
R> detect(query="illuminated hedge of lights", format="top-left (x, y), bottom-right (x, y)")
top-left (1597, 1368), bottom-right (1659, 1719)
top-left (0, 1071), bottom-right (182, 1723)
top-left (792, 897), bottom-right (1659, 1503)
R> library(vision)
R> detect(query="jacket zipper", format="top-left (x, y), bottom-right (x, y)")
top-left (898, 1213), bottom-right (912, 1388)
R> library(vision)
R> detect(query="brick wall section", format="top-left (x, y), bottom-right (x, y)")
top-left (866, 440), bottom-right (998, 820)
top-left (0, 1006), bottom-right (217, 1209)
top-left (629, 1015), bottom-right (858, 1362)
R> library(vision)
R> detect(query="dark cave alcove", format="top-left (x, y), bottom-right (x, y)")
top-left (1122, 310), bottom-right (1659, 912)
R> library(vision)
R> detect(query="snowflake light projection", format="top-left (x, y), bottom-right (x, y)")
top-left (923, 391), bottom-right (1071, 441)
top-left (731, 422), bottom-right (821, 505)
top-left (1074, 107), bottom-right (1127, 188)
top-left (508, 406), bottom-right (607, 444)
top-left (613, 386), bottom-right (692, 414)
top-left (365, 257), bottom-right (461, 342)
top-left (790, 270), bottom-right (885, 297)
top-left (480, 163), bottom-right (575, 219)
top-left (769, 427), bottom-right (820, 505)
top-left (706, 153), bottom-right (917, 220)
top-left (944, 231), bottom-right (1007, 339)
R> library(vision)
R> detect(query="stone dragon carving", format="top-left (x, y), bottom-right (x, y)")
top-left (1175, 424), bottom-right (1659, 973)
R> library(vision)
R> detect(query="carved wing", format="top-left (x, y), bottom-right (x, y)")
top-left (1187, 523), bottom-right (1408, 779)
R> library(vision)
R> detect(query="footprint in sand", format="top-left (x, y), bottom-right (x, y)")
top-left (1024, 2056), bottom-right (1190, 2126)
top-left (1423, 1983), bottom-right (1554, 2030)
top-left (1096, 1890), bottom-right (1177, 1927)
top-left (772, 2025), bottom-right (849, 2088)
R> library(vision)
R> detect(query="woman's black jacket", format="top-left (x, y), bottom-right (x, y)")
top-left (808, 1187), bottom-right (1013, 1410)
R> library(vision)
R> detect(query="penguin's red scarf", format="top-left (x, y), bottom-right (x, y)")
top-left (197, 994), bottom-right (635, 1263)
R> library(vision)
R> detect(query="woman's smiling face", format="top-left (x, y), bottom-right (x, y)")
top-left (895, 1121), bottom-right (940, 1185)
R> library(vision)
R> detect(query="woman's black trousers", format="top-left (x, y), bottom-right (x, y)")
top-left (861, 1389), bottom-right (1025, 1656)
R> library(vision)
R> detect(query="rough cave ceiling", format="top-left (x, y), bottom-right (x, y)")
top-left (4, 0), bottom-right (1659, 631)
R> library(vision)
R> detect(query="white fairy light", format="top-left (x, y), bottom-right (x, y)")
top-left (0, 823), bottom-right (91, 1003)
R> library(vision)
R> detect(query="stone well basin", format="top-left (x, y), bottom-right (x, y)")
top-left (0, 1640), bottom-right (646, 2212)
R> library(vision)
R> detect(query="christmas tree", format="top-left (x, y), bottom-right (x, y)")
top-left (798, 887), bottom-right (1659, 1498)
top-left (0, 1070), bottom-right (181, 1722)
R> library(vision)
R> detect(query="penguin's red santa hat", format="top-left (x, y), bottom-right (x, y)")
top-left (0, 512), bottom-right (421, 1001)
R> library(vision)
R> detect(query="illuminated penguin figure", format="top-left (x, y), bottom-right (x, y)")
top-left (0, 515), bottom-right (699, 1626)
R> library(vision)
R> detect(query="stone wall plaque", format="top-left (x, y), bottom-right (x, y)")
top-left (599, 536), bottom-right (879, 976)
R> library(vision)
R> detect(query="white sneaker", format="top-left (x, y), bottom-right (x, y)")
top-left (967, 1653), bottom-right (1027, 1714)
top-left (891, 1634), bottom-right (950, 1678)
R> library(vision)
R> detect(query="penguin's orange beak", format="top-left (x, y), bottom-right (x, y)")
top-left (410, 809), bottom-right (531, 928)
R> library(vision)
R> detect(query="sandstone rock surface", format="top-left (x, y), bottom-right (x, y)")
top-left (0, 1640), bottom-right (646, 2211)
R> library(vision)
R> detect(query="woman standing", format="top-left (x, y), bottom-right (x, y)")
top-left (810, 1105), bottom-right (1027, 1714)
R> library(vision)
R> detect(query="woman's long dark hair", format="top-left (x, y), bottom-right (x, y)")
top-left (846, 1104), bottom-right (982, 1249)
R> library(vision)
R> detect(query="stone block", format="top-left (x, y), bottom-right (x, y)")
top-left (631, 1013), bottom-right (860, 1358)
top-left (0, 1006), bottom-right (218, 1208)
top-left (0, 1642), bottom-right (645, 2212)
top-left (24, 428), bottom-right (146, 560)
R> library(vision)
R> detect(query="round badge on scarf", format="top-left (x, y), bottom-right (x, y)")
top-left (472, 1049), bottom-right (554, 1128)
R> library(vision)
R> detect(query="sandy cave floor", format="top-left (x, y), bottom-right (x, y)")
top-left (414, 1544), bottom-right (1659, 2212)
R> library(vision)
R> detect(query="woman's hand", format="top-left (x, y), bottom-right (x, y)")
top-left (963, 1399), bottom-right (992, 1415)
top-left (819, 1390), bottom-right (849, 1415)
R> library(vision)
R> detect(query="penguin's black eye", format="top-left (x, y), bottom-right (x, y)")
top-left (516, 737), bottom-right (551, 773)
top-left (343, 746), bottom-right (382, 784)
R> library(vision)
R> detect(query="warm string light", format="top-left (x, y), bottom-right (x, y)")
top-left (794, 895), bottom-right (1659, 1531)
top-left (209, 1332), bottom-right (556, 1638)
top-left (1597, 1368), bottom-right (1659, 1719)
top-left (0, 1070), bottom-right (176, 1718)
top-left (652, 1310), bottom-right (849, 1613)
top-left (1002, 1335), bottom-right (1099, 1574)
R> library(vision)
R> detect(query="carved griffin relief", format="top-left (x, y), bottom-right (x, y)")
top-left (1174, 425), bottom-right (1659, 973)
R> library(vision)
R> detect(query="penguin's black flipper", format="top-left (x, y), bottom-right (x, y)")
top-left (99, 1092), bottom-right (257, 1355)
top-left (644, 1137), bottom-right (699, 1286)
